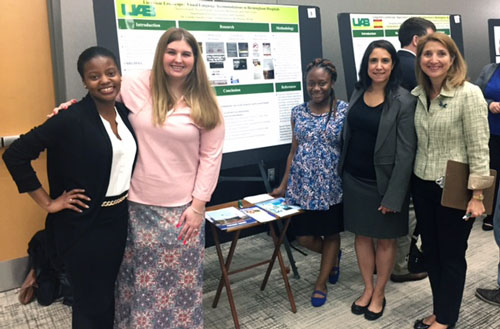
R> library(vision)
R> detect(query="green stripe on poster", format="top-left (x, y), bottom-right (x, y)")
top-left (353, 30), bottom-right (384, 37)
top-left (118, 19), bottom-right (176, 30)
top-left (276, 82), bottom-right (301, 92)
top-left (179, 21), bottom-right (269, 32)
top-left (214, 83), bottom-right (274, 96)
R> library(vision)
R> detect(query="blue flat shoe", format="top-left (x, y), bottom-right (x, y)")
top-left (311, 290), bottom-right (327, 307)
top-left (329, 249), bottom-right (342, 284)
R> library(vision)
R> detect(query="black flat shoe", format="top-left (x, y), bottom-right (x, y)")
top-left (414, 318), bottom-right (455, 329)
top-left (364, 297), bottom-right (386, 321)
top-left (414, 319), bottom-right (431, 329)
top-left (351, 298), bottom-right (370, 315)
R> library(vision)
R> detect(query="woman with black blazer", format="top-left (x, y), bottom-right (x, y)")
top-left (2, 47), bottom-right (137, 329)
top-left (339, 40), bottom-right (417, 321)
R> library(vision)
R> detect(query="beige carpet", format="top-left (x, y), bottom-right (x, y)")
top-left (1, 222), bottom-right (499, 329)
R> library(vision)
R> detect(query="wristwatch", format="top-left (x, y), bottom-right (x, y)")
top-left (472, 194), bottom-right (484, 201)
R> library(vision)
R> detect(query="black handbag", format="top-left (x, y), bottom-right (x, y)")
top-left (408, 234), bottom-right (426, 274)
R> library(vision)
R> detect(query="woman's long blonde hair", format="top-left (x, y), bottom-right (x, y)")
top-left (415, 32), bottom-right (467, 96)
top-left (150, 28), bottom-right (221, 129)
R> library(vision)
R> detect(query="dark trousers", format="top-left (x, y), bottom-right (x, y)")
top-left (62, 201), bottom-right (128, 329)
top-left (411, 175), bottom-right (474, 325)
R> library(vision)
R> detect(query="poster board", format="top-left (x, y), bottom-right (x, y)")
top-left (338, 13), bottom-right (464, 98)
top-left (488, 19), bottom-right (500, 64)
top-left (92, 1), bottom-right (322, 169)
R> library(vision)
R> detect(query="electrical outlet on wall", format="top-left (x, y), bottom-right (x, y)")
top-left (267, 168), bottom-right (275, 182)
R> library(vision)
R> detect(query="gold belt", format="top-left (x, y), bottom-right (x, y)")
top-left (101, 193), bottom-right (128, 207)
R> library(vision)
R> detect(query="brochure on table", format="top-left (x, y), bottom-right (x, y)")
top-left (205, 207), bottom-right (257, 230)
top-left (114, 0), bottom-right (304, 153)
top-left (255, 197), bottom-right (301, 217)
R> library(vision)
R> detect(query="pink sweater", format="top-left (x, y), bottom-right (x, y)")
top-left (120, 71), bottom-right (225, 207)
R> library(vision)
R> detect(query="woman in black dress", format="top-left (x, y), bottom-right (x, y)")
top-left (339, 40), bottom-right (416, 321)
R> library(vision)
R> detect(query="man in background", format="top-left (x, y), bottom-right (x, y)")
top-left (390, 17), bottom-right (436, 283)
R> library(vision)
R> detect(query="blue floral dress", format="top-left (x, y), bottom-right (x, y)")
top-left (285, 100), bottom-right (348, 211)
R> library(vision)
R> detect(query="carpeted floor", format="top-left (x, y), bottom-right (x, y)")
top-left (1, 220), bottom-right (499, 328)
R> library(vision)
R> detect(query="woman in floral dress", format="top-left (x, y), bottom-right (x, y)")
top-left (272, 58), bottom-right (347, 307)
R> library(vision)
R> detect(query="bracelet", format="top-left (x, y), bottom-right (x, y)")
top-left (190, 206), bottom-right (205, 215)
top-left (472, 194), bottom-right (484, 201)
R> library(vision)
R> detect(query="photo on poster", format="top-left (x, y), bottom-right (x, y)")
top-left (238, 42), bottom-right (249, 57)
top-left (263, 58), bottom-right (274, 79)
top-left (263, 42), bottom-right (272, 56)
top-left (253, 59), bottom-right (263, 79)
top-left (233, 58), bottom-right (247, 70)
top-left (226, 42), bottom-right (238, 57)
top-left (252, 42), bottom-right (260, 57)
top-left (206, 42), bottom-right (225, 54)
top-left (210, 62), bottom-right (224, 69)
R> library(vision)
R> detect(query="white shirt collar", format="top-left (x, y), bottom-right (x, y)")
top-left (399, 48), bottom-right (416, 56)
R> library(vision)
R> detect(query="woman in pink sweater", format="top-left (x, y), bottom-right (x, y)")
top-left (113, 28), bottom-right (224, 329)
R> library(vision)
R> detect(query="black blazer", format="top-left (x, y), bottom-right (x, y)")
top-left (339, 86), bottom-right (417, 212)
top-left (3, 94), bottom-right (137, 257)
top-left (397, 50), bottom-right (417, 92)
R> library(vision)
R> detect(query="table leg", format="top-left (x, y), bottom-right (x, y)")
top-left (260, 219), bottom-right (297, 313)
top-left (275, 220), bottom-right (300, 279)
top-left (209, 223), bottom-right (241, 329)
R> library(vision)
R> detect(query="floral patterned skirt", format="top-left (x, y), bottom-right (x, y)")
top-left (114, 201), bottom-right (205, 329)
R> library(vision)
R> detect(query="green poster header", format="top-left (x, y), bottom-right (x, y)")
top-left (276, 82), bottom-right (302, 92)
top-left (214, 84), bottom-right (274, 96)
top-left (179, 21), bottom-right (269, 32)
top-left (118, 19), bottom-right (175, 30)
top-left (353, 30), bottom-right (384, 37)
top-left (437, 28), bottom-right (451, 35)
top-left (271, 24), bottom-right (298, 33)
top-left (385, 29), bottom-right (398, 37)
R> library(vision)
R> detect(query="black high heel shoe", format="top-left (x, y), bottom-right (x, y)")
top-left (364, 297), bottom-right (386, 321)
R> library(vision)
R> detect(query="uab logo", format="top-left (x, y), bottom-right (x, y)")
top-left (121, 4), bottom-right (156, 17)
top-left (352, 18), bottom-right (370, 27)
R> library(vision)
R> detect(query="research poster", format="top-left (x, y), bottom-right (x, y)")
top-left (115, 0), bottom-right (304, 153)
top-left (349, 14), bottom-right (452, 75)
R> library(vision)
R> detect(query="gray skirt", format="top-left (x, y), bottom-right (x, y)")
top-left (343, 171), bottom-right (409, 239)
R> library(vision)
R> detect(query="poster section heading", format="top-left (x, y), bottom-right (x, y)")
top-left (115, 0), bottom-right (305, 154)
top-left (349, 14), bottom-right (452, 76)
